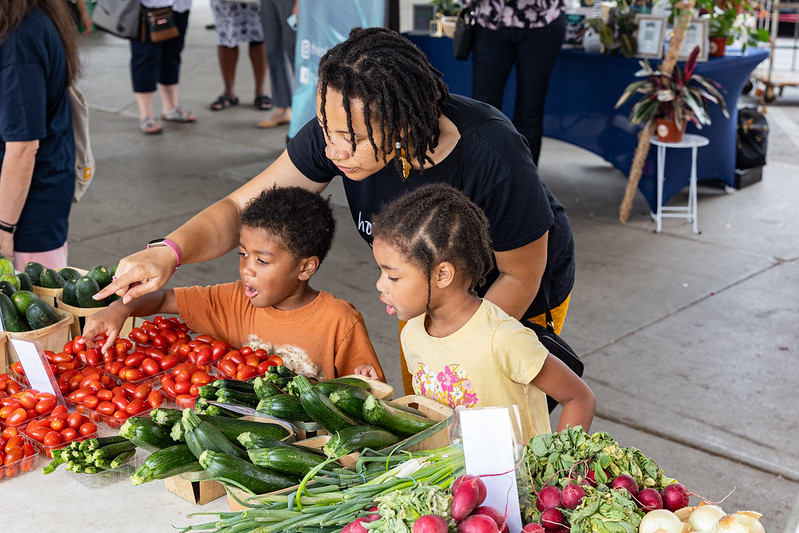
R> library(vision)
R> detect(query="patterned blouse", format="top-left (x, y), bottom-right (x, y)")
top-left (471, 0), bottom-right (565, 29)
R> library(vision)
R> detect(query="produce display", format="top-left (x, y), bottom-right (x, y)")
top-left (0, 289), bottom-right (61, 332)
top-left (24, 405), bottom-right (97, 457)
top-left (0, 389), bottom-right (60, 428)
top-left (0, 427), bottom-right (37, 478)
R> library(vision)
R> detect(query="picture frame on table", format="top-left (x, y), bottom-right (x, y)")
top-left (635, 15), bottom-right (666, 59)
top-left (677, 18), bottom-right (709, 62)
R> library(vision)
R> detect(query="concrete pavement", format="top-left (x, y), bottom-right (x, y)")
top-left (5, 5), bottom-right (799, 531)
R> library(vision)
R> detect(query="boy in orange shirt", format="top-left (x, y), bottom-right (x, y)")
top-left (83, 187), bottom-right (384, 381)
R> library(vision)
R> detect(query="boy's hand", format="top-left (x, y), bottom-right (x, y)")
top-left (353, 363), bottom-right (379, 380)
top-left (82, 304), bottom-right (130, 354)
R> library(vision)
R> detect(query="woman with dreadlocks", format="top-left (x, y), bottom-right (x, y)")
top-left (97, 27), bottom-right (576, 394)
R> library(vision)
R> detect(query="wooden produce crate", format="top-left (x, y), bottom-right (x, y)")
top-left (56, 298), bottom-right (134, 339)
top-left (31, 266), bottom-right (86, 308)
top-left (4, 309), bottom-right (73, 354)
top-left (0, 334), bottom-right (7, 373)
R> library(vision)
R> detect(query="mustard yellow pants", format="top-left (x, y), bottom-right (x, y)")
top-left (398, 294), bottom-right (572, 395)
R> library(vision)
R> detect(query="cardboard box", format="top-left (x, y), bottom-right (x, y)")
top-left (382, 395), bottom-right (454, 453)
top-left (3, 309), bottom-right (73, 360)
top-left (342, 374), bottom-right (394, 400)
top-left (164, 474), bottom-right (227, 505)
top-left (0, 334), bottom-right (7, 373)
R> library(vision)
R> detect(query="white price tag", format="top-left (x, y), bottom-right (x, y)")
top-left (9, 338), bottom-right (60, 397)
top-left (459, 407), bottom-right (523, 532)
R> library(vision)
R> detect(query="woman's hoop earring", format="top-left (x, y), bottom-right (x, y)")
top-left (396, 141), bottom-right (411, 179)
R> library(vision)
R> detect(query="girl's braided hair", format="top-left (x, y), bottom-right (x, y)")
top-left (317, 26), bottom-right (450, 176)
top-left (373, 183), bottom-right (494, 307)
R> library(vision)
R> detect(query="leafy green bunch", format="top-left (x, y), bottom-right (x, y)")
top-left (365, 483), bottom-right (452, 532)
top-left (569, 486), bottom-right (644, 533)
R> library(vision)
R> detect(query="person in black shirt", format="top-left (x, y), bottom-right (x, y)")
top-left (97, 27), bottom-right (576, 394)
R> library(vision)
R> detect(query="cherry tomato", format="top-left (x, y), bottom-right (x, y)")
top-left (174, 380), bottom-right (191, 394)
top-left (52, 404), bottom-right (68, 417)
top-left (236, 365), bottom-right (257, 381)
top-left (96, 401), bottom-right (115, 416)
top-left (267, 355), bottom-right (284, 367)
top-left (60, 427), bottom-right (78, 442)
top-left (133, 383), bottom-right (151, 400)
top-left (160, 377), bottom-right (177, 397)
top-left (160, 354), bottom-right (180, 371)
top-left (239, 346), bottom-right (253, 357)
top-left (82, 395), bottom-right (99, 410)
top-left (115, 341), bottom-right (130, 358)
top-left (49, 417), bottom-right (65, 432)
top-left (120, 368), bottom-right (144, 382)
top-left (175, 394), bottom-right (196, 409)
top-left (129, 327), bottom-right (149, 344)
top-left (83, 348), bottom-right (101, 366)
top-left (5, 447), bottom-right (24, 466)
top-left (113, 410), bottom-right (130, 422)
top-left (126, 398), bottom-right (147, 415)
top-left (43, 431), bottom-right (62, 447)
top-left (17, 392), bottom-right (37, 411)
top-left (141, 358), bottom-right (160, 376)
top-left (1, 427), bottom-right (18, 440)
top-left (96, 389), bottom-right (113, 402)
top-left (194, 347), bottom-right (212, 367)
top-left (256, 361), bottom-right (273, 376)
top-left (111, 395), bottom-right (129, 411)
top-left (125, 353), bottom-right (145, 368)
top-left (67, 411), bottom-right (84, 430)
top-left (5, 407), bottom-right (27, 427)
top-left (79, 421), bottom-right (97, 436)
top-left (217, 359), bottom-right (238, 378)
top-left (253, 349), bottom-right (268, 361)
top-left (146, 390), bottom-right (164, 408)
top-left (4, 435), bottom-right (24, 453)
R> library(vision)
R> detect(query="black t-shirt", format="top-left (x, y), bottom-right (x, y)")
top-left (287, 94), bottom-right (575, 319)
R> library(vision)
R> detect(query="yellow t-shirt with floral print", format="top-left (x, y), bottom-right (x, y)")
top-left (401, 299), bottom-right (551, 444)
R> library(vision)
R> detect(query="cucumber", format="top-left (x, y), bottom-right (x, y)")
top-left (25, 300), bottom-right (60, 330)
top-left (58, 267), bottom-right (82, 282)
top-left (313, 377), bottom-right (372, 396)
top-left (0, 292), bottom-right (29, 332)
top-left (16, 272), bottom-right (33, 291)
top-left (130, 444), bottom-right (202, 485)
top-left (293, 375), bottom-right (359, 433)
top-left (61, 280), bottom-right (79, 307)
top-left (215, 388), bottom-right (260, 408)
top-left (207, 379), bottom-right (257, 394)
top-left (256, 394), bottom-right (312, 422)
top-left (75, 275), bottom-right (104, 308)
top-left (361, 395), bottom-right (436, 437)
top-left (323, 425), bottom-right (400, 457)
top-left (199, 450), bottom-right (298, 494)
top-left (119, 416), bottom-right (177, 451)
top-left (86, 264), bottom-right (112, 289)
top-left (10, 290), bottom-right (41, 315)
top-left (181, 408), bottom-right (248, 460)
top-left (39, 267), bottom-right (66, 289)
top-left (0, 280), bottom-right (17, 297)
top-left (247, 445), bottom-right (328, 476)
top-left (24, 262), bottom-right (45, 285)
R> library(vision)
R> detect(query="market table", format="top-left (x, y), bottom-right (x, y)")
top-left (404, 33), bottom-right (768, 212)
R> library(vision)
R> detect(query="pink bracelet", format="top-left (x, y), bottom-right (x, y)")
top-left (147, 238), bottom-right (182, 268)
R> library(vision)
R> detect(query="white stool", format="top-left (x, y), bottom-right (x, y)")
top-left (650, 134), bottom-right (709, 234)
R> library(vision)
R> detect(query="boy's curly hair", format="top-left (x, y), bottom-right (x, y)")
top-left (317, 26), bottom-right (450, 176)
top-left (372, 183), bottom-right (493, 303)
top-left (240, 187), bottom-right (336, 263)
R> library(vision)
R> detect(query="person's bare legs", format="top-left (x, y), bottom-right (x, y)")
top-left (219, 45), bottom-right (238, 100)
top-left (135, 91), bottom-right (162, 133)
top-left (249, 42), bottom-right (267, 99)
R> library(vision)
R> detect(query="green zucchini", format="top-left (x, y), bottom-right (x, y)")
top-left (293, 375), bottom-right (359, 433)
top-left (207, 379), bottom-right (257, 393)
top-left (24, 262), bottom-right (45, 285)
top-left (196, 413), bottom-right (290, 443)
top-left (109, 449), bottom-right (137, 469)
top-left (150, 407), bottom-right (183, 427)
top-left (119, 416), bottom-right (176, 451)
top-left (215, 388), bottom-right (260, 407)
top-left (199, 450), bottom-right (299, 494)
top-left (313, 377), bottom-right (372, 396)
top-left (61, 279), bottom-right (79, 307)
top-left (39, 267), bottom-right (66, 289)
top-left (327, 385), bottom-right (372, 419)
top-left (181, 408), bottom-right (248, 460)
top-left (58, 267), bottom-right (82, 282)
top-left (323, 425), bottom-right (400, 458)
top-left (361, 395), bottom-right (436, 437)
top-left (237, 431), bottom-right (299, 451)
top-left (0, 292), bottom-right (28, 332)
top-left (130, 444), bottom-right (202, 485)
top-left (75, 275), bottom-right (104, 308)
top-left (256, 394), bottom-right (311, 422)
top-left (16, 272), bottom-right (33, 291)
top-left (25, 299), bottom-right (60, 329)
top-left (253, 376), bottom-right (283, 400)
top-left (79, 435), bottom-right (129, 452)
top-left (247, 446), bottom-right (328, 476)
top-left (89, 439), bottom-right (137, 461)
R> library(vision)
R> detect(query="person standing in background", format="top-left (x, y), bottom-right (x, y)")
top-left (208, 0), bottom-right (271, 112)
top-left (257, 0), bottom-right (296, 129)
top-left (0, 0), bottom-right (80, 270)
top-left (470, 0), bottom-right (566, 167)
top-left (66, 0), bottom-right (93, 35)
top-left (133, 0), bottom-right (195, 134)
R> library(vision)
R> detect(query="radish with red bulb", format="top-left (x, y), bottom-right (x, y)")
top-left (522, 524), bottom-right (547, 533)
top-left (457, 514), bottom-right (501, 533)
top-left (535, 485), bottom-right (562, 511)
top-left (661, 483), bottom-right (691, 512)
top-left (637, 487), bottom-right (664, 511)
top-left (451, 475), bottom-right (488, 522)
top-left (540, 508), bottom-right (566, 531)
top-left (472, 506), bottom-right (509, 533)
top-left (365, 506), bottom-right (380, 522)
top-left (413, 514), bottom-right (449, 533)
top-left (340, 517), bottom-right (369, 533)
top-left (611, 474), bottom-right (639, 498)
top-left (582, 469), bottom-right (597, 487)
top-left (560, 483), bottom-right (586, 510)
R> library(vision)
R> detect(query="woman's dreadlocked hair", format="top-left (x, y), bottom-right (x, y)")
top-left (372, 183), bottom-right (494, 309)
top-left (317, 26), bottom-right (450, 176)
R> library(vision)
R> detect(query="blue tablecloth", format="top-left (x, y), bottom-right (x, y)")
top-left (404, 33), bottom-right (768, 211)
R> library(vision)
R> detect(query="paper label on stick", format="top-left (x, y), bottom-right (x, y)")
top-left (9, 338), bottom-right (60, 397)
top-left (459, 406), bottom-right (523, 532)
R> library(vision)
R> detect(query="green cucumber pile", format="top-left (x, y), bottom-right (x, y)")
top-left (0, 289), bottom-right (61, 332)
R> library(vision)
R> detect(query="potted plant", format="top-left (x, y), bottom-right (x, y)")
top-left (588, 0), bottom-right (638, 57)
top-left (429, 0), bottom-right (461, 37)
top-left (614, 45), bottom-right (730, 142)
top-left (682, 0), bottom-right (769, 56)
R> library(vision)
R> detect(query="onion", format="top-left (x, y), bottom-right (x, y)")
top-left (710, 513), bottom-right (765, 533)
top-left (688, 505), bottom-right (727, 532)
top-left (638, 509), bottom-right (683, 533)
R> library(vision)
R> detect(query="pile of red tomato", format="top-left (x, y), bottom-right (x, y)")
top-left (127, 316), bottom-right (191, 351)
top-left (61, 366), bottom-right (118, 402)
top-left (75, 381), bottom-right (164, 429)
top-left (216, 346), bottom-right (283, 381)
top-left (159, 362), bottom-right (216, 409)
top-left (0, 389), bottom-right (59, 428)
top-left (0, 373), bottom-right (25, 400)
top-left (0, 427), bottom-right (37, 478)
top-left (25, 405), bottom-right (97, 457)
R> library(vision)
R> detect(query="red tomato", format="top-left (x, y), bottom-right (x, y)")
top-left (216, 359), bottom-right (238, 378)
top-left (50, 352), bottom-right (73, 364)
top-left (160, 377), bottom-right (177, 396)
top-left (195, 334), bottom-right (214, 345)
top-left (111, 396), bottom-right (129, 411)
top-left (67, 411), bottom-right (84, 430)
top-left (244, 354), bottom-right (260, 368)
top-left (225, 350), bottom-right (245, 366)
top-left (34, 397), bottom-right (57, 414)
top-left (175, 394), bottom-right (196, 409)
top-left (194, 347), bottom-right (212, 366)
top-left (82, 395), bottom-right (99, 410)
top-left (113, 410), bottom-right (130, 422)
top-left (43, 431), bottom-right (62, 447)
top-left (5, 447), bottom-right (23, 466)
top-left (49, 417), bottom-right (65, 432)
top-left (236, 365), bottom-right (258, 381)
top-left (256, 361), bottom-right (273, 375)
top-left (1, 427), bottom-right (17, 440)
top-left (267, 355), bottom-right (284, 367)
top-left (60, 427), bottom-right (78, 442)
top-left (83, 348), bottom-right (101, 366)
top-left (96, 389), bottom-right (113, 402)
top-left (151, 334), bottom-right (169, 349)
top-left (72, 336), bottom-right (87, 353)
top-left (52, 404), bottom-right (68, 417)
top-left (17, 392), bottom-right (36, 411)
top-left (126, 398), bottom-right (147, 415)
top-left (174, 380), bottom-right (191, 394)
top-left (96, 401), bottom-right (115, 416)
top-left (173, 362), bottom-right (194, 374)
top-left (143, 347), bottom-right (166, 361)
top-left (176, 343), bottom-right (192, 358)
top-left (159, 354), bottom-right (180, 371)
top-left (4, 435), bottom-right (24, 453)
top-left (239, 346), bottom-right (253, 357)
top-left (79, 421), bottom-right (97, 436)
top-left (174, 369), bottom-right (191, 383)
top-left (160, 329), bottom-right (178, 344)
top-left (253, 349), bottom-right (268, 361)
top-left (121, 368), bottom-right (144, 382)
top-left (132, 383), bottom-right (150, 400)
top-left (141, 358), bottom-right (160, 376)
top-left (190, 371), bottom-right (213, 386)
top-left (5, 407), bottom-right (27, 427)
top-left (146, 390), bottom-right (164, 408)
top-left (114, 341), bottom-right (130, 358)
top-left (129, 327), bottom-right (149, 344)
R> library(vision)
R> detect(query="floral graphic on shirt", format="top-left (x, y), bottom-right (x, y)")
top-left (412, 363), bottom-right (478, 408)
